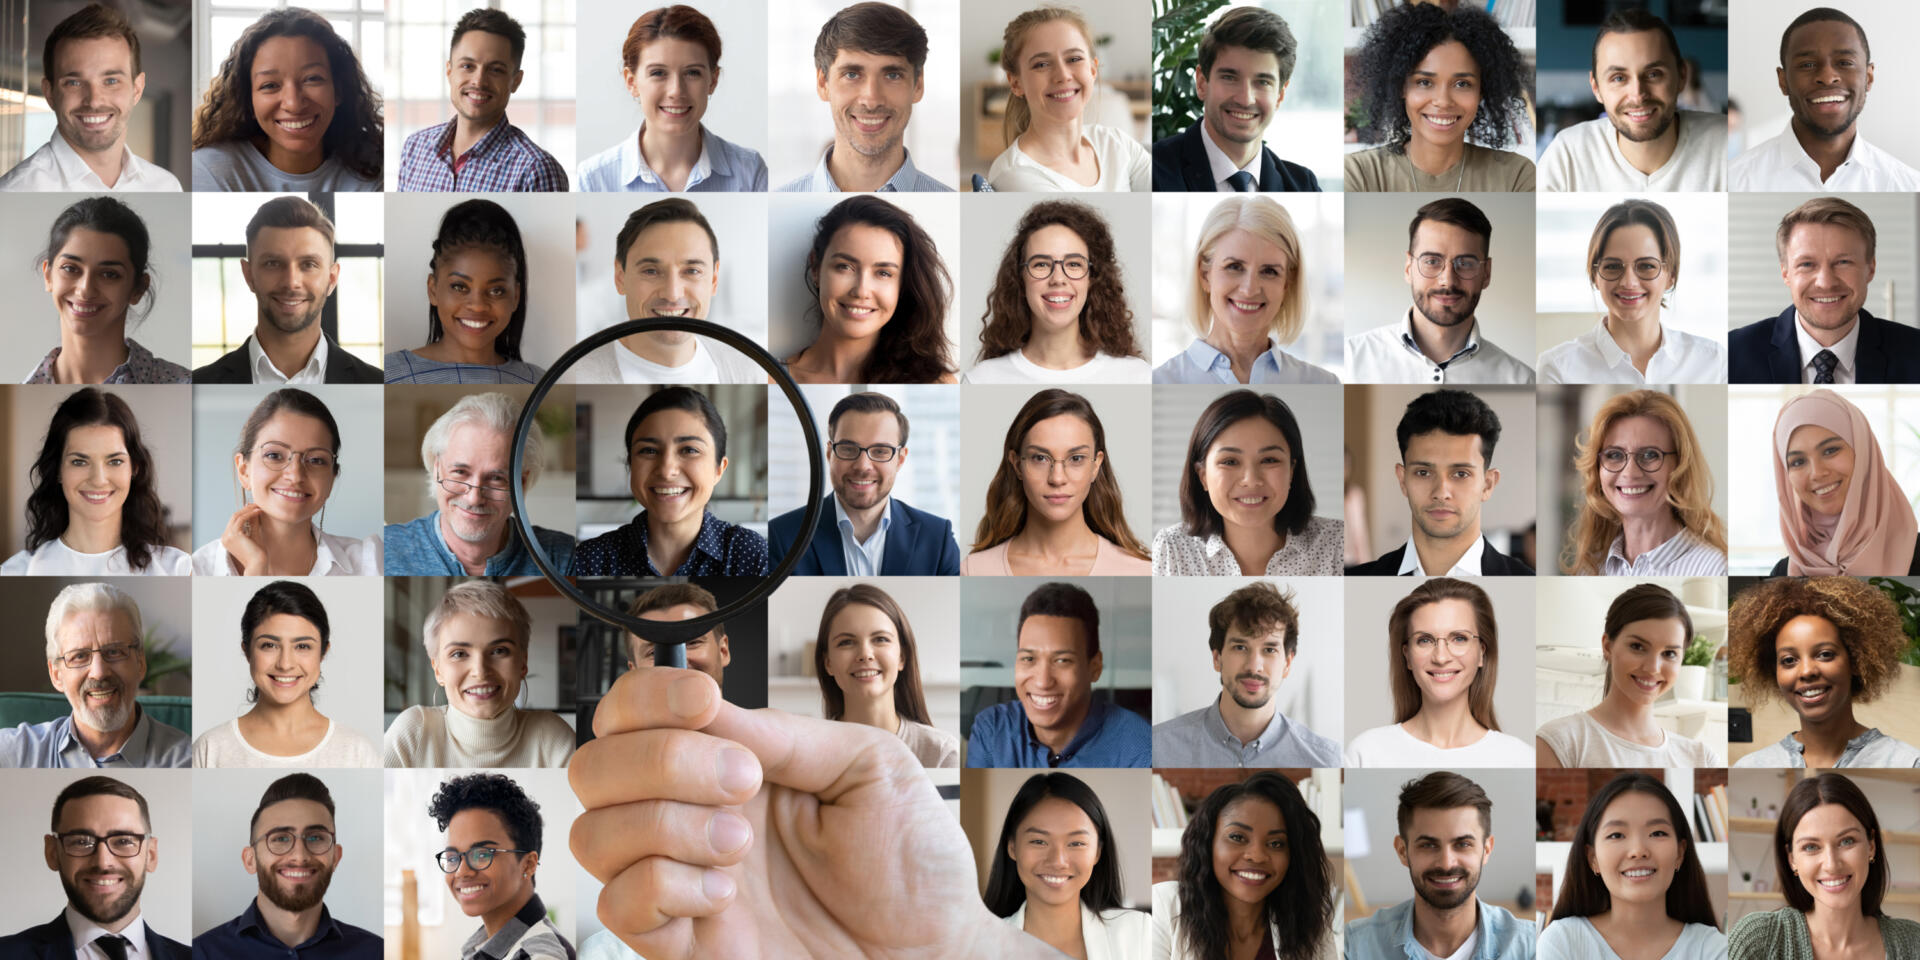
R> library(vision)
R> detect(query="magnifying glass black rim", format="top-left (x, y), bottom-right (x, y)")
top-left (509, 316), bottom-right (824, 649)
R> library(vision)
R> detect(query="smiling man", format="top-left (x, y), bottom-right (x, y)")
top-left (778, 2), bottom-right (952, 192)
top-left (1538, 9), bottom-right (1726, 191)
top-left (0, 583), bottom-right (188, 768)
top-left (1729, 196), bottom-right (1920, 383)
top-left (966, 581), bottom-right (1149, 768)
top-left (192, 774), bottom-right (380, 960)
top-left (0, 4), bottom-right (181, 191)
top-left (191, 196), bottom-right (382, 384)
top-left (1150, 6), bottom-right (1319, 192)
top-left (1151, 582), bottom-right (1339, 767)
top-left (398, 8), bottom-right (567, 192)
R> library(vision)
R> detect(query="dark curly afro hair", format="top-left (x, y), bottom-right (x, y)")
top-left (427, 772), bottom-right (544, 854)
top-left (1728, 577), bottom-right (1909, 709)
top-left (1353, 2), bottom-right (1530, 152)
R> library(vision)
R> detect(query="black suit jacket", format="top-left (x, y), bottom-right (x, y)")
top-left (1151, 120), bottom-right (1320, 192)
top-left (0, 914), bottom-right (190, 960)
top-left (1728, 306), bottom-right (1920, 384)
top-left (1344, 537), bottom-right (1535, 576)
top-left (191, 333), bottom-right (383, 384)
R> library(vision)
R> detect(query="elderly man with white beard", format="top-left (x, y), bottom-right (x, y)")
top-left (0, 583), bottom-right (188, 767)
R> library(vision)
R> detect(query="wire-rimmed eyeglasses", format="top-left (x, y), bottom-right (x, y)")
top-left (436, 472), bottom-right (513, 501)
top-left (1408, 631), bottom-right (1480, 653)
top-left (1593, 258), bottom-right (1666, 282)
top-left (1600, 447), bottom-right (1676, 473)
top-left (53, 643), bottom-right (139, 670)
top-left (1413, 254), bottom-right (1485, 279)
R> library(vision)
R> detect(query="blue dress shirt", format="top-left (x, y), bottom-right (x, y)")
top-left (575, 124), bottom-right (769, 192)
top-left (776, 145), bottom-right (953, 192)
top-left (1345, 898), bottom-right (1535, 960)
top-left (0, 709), bottom-right (190, 768)
top-left (965, 698), bottom-right (1151, 768)
top-left (383, 511), bottom-right (577, 576)
top-left (568, 510), bottom-right (769, 575)
top-left (834, 496), bottom-right (892, 577)
top-left (1152, 336), bottom-right (1340, 384)
top-left (192, 901), bottom-right (382, 960)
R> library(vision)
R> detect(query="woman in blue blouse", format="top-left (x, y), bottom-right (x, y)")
top-left (569, 386), bottom-right (768, 575)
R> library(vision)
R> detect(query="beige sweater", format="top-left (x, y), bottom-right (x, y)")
top-left (382, 704), bottom-right (575, 768)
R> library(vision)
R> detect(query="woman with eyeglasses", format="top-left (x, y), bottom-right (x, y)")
top-left (1561, 389), bottom-right (1727, 575)
top-left (965, 200), bottom-right (1149, 384)
top-left (192, 388), bottom-right (382, 576)
top-left (1344, 577), bottom-right (1531, 767)
top-left (1538, 200), bottom-right (1724, 384)
top-left (191, 580), bottom-right (378, 768)
top-left (813, 583), bottom-right (958, 767)
top-left (1768, 389), bottom-right (1920, 576)
top-left (428, 772), bottom-right (573, 960)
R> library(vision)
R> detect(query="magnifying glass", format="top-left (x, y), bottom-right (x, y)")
top-left (508, 317), bottom-right (824, 669)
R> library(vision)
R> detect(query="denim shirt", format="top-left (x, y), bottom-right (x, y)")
top-left (964, 698), bottom-right (1151, 768)
top-left (383, 511), bottom-right (576, 576)
top-left (1344, 898), bottom-right (1535, 960)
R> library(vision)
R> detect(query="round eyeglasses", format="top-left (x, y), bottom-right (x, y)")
top-left (437, 846), bottom-right (531, 873)
top-left (1594, 258), bottom-right (1666, 282)
top-left (1413, 254), bottom-right (1485, 279)
top-left (254, 830), bottom-right (335, 857)
top-left (1025, 256), bottom-right (1089, 281)
top-left (1600, 447), bottom-right (1676, 473)
top-left (1408, 632), bottom-right (1480, 653)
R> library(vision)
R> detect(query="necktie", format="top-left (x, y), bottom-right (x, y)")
top-left (1227, 171), bottom-right (1255, 192)
top-left (94, 935), bottom-right (130, 960)
top-left (1812, 349), bottom-right (1838, 384)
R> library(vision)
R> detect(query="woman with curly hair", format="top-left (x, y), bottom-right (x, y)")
top-left (1345, 2), bottom-right (1534, 191)
top-left (1770, 389), bottom-right (1920, 576)
top-left (1729, 576), bottom-right (1920, 768)
top-left (1561, 389), bottom-right (1727, 575)
top-left (3, 388), bottom-right (187, 575)
top-left (965, 200), bottom-right (1148, 384)
top-left (1150, 771), bottom-right (1335, 960)
top-left (965, 388), bottom-right (1150, 575)
top-left (191, 7), bottom-right (383, 191)
top-left (784, 196), bottom-right (957, 384)
top-left (428, 772), bottom-right (572, 960)
top-left (983, 773), bottom-right (1148, 958)
top-left (385, 199), bottom-right (545, 384)
top-left (986, 7), bottom-right (1150, 192)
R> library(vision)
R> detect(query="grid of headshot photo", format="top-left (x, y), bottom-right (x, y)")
top-left (8, 1), bottom-right (1920, 960)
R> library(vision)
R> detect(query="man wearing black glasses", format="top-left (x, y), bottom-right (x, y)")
top-left (0, 776), bottom-right (187, 959)
top-left (192, 774), bottom-right (379, 959)
top-left (767, 391), bottom-right (960, 575)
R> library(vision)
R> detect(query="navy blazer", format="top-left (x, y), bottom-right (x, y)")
top-left (766, 496), bottom-right (961, 576)
top-left (1344, 537), bottom-right (1535, 576)
top-left (191, 333), bottom-right (383, 384)
top-left (0, 915), bottom-right (190, 960)
top-left (1728, 306), bottom-right (1920, 384)
top-left (1150, 120), bottom-right (1320, 192)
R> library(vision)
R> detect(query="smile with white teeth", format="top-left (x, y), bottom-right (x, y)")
top-left (1811, 481), bottom-right (1841, 498)
top-left (1233, 870), bottom-right (1271, 882)
top-left (1426, 669), bottom-right (1461, 683)
top-left (463, 89), bottom-right (492, 103)
top-left (464, 684), bottom-right (501, 700)
top-left (1622, 867), bottom-right (1656, 879)
top-left (271, 487), bottom-right (310, 501)
top-left (276, 117), bottom-right (317, 131)
top-left (274, 296), bottom-right (309, 310)
top-left (1037, 874), bottom-right (1073, 887)
top-left (1042, 294), bottom-right (1074, 306)
top-left (277, 867), bottom-right (314, 878)
top-left (1027, 694), bottom-right (1061, 710)
top-left (68, 300), bottom-right (105, 317)
top-left (456, 316), bottom-right (492, 330)
top-left (851, 113), bottom-right (890, 132)
top-left (650, 305), bottom-right (692, 317)
top-left (78, 490), bottom-right (115, 505)
top-left (651, 485), bottom-right (690, 497)
top-left (846, 478), bottom-right (877, 489)
top-left (1795, 684), bottom-right (1831, 705)
top-left (1818, 876), bottom-right (1851, 890)
top-left (850, 668), bottom-right (881, 679)
top-left (1422, 113), bottom-right (1459, 128)
top-left (841, 304), bottom-right (876, 318)
top-left (1227, 297), bottom-right (1265, 314)
top-left (1233, 496), bottom-right (1267, 506)
top-left (1046, 87), bottom-right (1080, 101)
top-left (1810, 296), bottom-right (1842, 304)
top-left (1810, 94), bottom-right (1848, 104)
top-left (84, 876), bottom-right (124, 888)
top-left (270, 674), bottom-right (303, 686)
top-left (1616, 484), bottom-right (1653, 496)
top-left (455, 882), bottom-right (488, 898)
top-left (1225, 108), bottom-right (1259, 121)
top-left (78, 113), bottom-right (111, 127)
top-left (1614, 291), bottom-right (1647, 303)
top-left (1622, 107), bottom-right (1654, 121)
top-left (658, 103), bottom-right (691, 116)
top-left (1633, 675), bottom-right (1661, 692)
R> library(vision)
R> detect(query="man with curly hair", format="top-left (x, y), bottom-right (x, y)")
top-left (428, 773), bottom-right (574, 960)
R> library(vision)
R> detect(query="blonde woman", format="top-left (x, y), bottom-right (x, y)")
top-left (985, 7), bottom-right (1149, 192)
top-left (1152, 195), bottom-right (1336, 384)
top-left (1561, 390), bottom-right (1727, 575)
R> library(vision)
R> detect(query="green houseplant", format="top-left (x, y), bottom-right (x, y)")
top-left (1151, 0), bottom-right (1230, 143)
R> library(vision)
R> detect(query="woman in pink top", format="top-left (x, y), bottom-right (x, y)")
top-left (963, 388), bottom-right (1151, 575)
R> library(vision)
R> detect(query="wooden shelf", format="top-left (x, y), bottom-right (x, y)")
top-left (1728, 817), bottom-right (1920, 846)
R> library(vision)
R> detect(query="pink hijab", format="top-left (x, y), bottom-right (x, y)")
top-left (1772, 389), bottom-right (1918, 575)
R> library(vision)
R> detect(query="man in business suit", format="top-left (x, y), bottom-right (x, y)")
top-left (1150, 6), bottom-right (1319, 192)
top-left (1347, 389), bottom-right (1534, 576)
top-left (191, 196), bottom-right (382, 384)
top-left (0, 776), bottom-right (188, 960)
top-left (767, 392), bottom-right (961, 575)
top-left (1730, 196), bottom-right (1920, 383)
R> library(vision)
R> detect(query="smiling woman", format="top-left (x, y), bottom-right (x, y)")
top-left (982, 773), bottom-right (1148, 959)
top-left (385, 200), bottom-right (545, 384)
top-left (1769, 389), bottom-right (1920, 576)
top-left (812, 583), bottom-right (956, 767)
top-left (26, 197), bottom-right (189, 385)
top-left (986, 7), bottom-right (1150, 192)
top-left (1561, 390), bottom-right (1727, 575)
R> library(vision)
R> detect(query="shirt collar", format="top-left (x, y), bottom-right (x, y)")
top-left (471, 894), bottom-right (548, 960)
top-left (1793, 310), bottom-right (1861, 376)
top-left (1782, 126), bottom-right (1870, 176)
top-left (248, 333), bottom-right (329, 383)
top-left (429, 509), bottom-right (529, 574)
top-left (57, 707), bottom-right (154, 763)
top-left (1399, 309), bottom-right (1483, 365)
top-left (1182, 335), bottom-right (1283, 372)
top-left (1395, 535), bottom-right (1485, 576)
top-left (1201, 697), bottom-right (1289, 751)
top-left (1021, 697), bottom-right (1111, 761)
top-left (49, 131), bottom-right (146, 188)
top-left (66, 906), bottom-right (147, 959)
top-left (1198, 120), bottom-right (1261, 185)
top-left (833, 495), bottom-right (893, 537)
top-left (623, 122), bottom-right (719, 189)
top-left (807, 144), bottom-right (923, 192)
top-left (1780, 726), bottom-right (1884, 763)
top-left (25, 339), bottom-right (160, 385)
top-left (629, 511), bottom-right (727, 574)
top-left (438, 115), bottom-right (516, 162)
top-left (1605, 527), bottom-right (1694, 565)
top-left (234, 899), bottom-right (342, 949)
top-left (1395, 898), bottom-right (1498, 960)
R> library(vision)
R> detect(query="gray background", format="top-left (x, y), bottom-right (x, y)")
top-left (191, 384), bottom-right (387, 549)
top-left (572, 0), bottom-right (770, 170)
top-left (190, 768), bottom-right (382, 936)
top-left (1342, 576), bottom-right (1538, 747)
top-left (955, 383), bottom-right (1152, 555)
top-left (1150, 574), bottom-right (1343, 743)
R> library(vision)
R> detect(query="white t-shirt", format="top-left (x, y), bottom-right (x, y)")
top-left (1415, 928), bottom-right (1479, 960)
top-left (566, 337), bottom-right (765, 384)
top-left (1343, 722), bottom-right (1534, 768)
top-left (1537, 916), bottom-right (1726, 960)
top-left (1537, 112), bottom-right (1727, 192)
top-left (191, 717), bottom-right (381, 768)
top-left (961, 349), bottom-right (1151, 384)
top-left (986, 123), bottom-right (1151, 192)
top-left (1536, 711), bottom-right (1723, 768)
top-left (1, 539), bottom-right (191, 576)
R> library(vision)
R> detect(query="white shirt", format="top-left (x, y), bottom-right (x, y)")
top-left (1535, 711), bottom-right (1723, 769)
top-left (1418, 927), bottom-right (1478, 960)
top-left (1151, 515), bottom-right (1346, 576)
top-left (1729, 127), bottom-right (1920, 191)
top-left (0, 133), bottom-right (182, 192)
top-left (191, 717), bottom-right (381, 768)
top-left (2, 539), bottom-right (191, 576)
top-left (1343, 722), bottom-right (1535, 768)
top-left (1394, 535), bottom-right (1488, 576)
top-left (1603, 526), bottom-right (1727, 576)
top-left (191, 525), bottom-right (382, 576)
top-left (1538, 319), bottom-right (1725, 384)
top-left (65, 907), bottom-right (149, 960)
top-left (1537, 916), bottom-right (1726, 960)
top-left (1537, 111), bottom-right (1727, 192)
top-left (565, 337), bottom-right (764, 384)
top-left (835, 495), bottom-right (891, 577)
top-left (1199, 120), bottom-right (1262, 191)
top-left (247, 333), bottom-right (329, 384)
top-left (1793, 312), bottom-right (1860, 384)
top-left (961, 349), bottom-right (1151, 384)
top-left (1003, 902), bottom-right (1151, 960)
top-left (1346, 312), bottom-right (1536, 384)
top-left (986, 124), bottom-right (1152, 192)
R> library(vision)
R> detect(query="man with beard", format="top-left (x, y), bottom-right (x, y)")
top-left (397, 8), bottom-right (567, 192)
top-left (0, 776), bottom-right (187, 959)
top-left (1150, 6), bottom-right (1321, 192)
top-left (191, 197), bottom-right (383, 384)
top-left (0, 583), bottom-right (189, 767)
top-left (1538, 9), bottom-right (1726, 191)
top-left (1150, 581), bottom-right (1338, 766)
top-left (384, 392), bottom-right (577, 575)
top-left (0, 4), bottom-right (182, 191)
top-left (777, 3), bottom-right (952, 192)
top-left (766, 392), bottom-right (961, 575)
top-left (1345, 772), bottom-right (1535, 960)
top-left (1346, 199), bottom-right (1535, 385)
top-left (191, 774), bottom-right (379, 959)
top-left (1731, 7), bottom-right (1920, 189)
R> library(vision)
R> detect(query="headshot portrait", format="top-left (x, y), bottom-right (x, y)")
top-left (393, 5), bottom-right (571, 191)
top-left (187, 577), bottom-right (384, 769)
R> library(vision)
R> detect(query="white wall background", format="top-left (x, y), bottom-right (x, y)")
top-left (960, 768), bottom-right (1154, 910)
top-left (765, 384), bottom-right (963, 525)
top-left (1151, 575), bottom-right (1343, 743)
top-left (4, 384), bottom-right (194, 555)
top-left (763, 576), bottom-right (961, 744)
top-left (1726, 191), bottom-right (1915, 329)
top-left (955, 383), bottom-right (1152, 555)
top-left (766, 193), bottom-right (960, 364)
top-left (1343, 576), bottom-right (1537, 746)
top-left (1728, 1), bottom-right (1920, 173)
top-left (573, 193), bottom-right (770, 348)
top-left (1150, 383), bottom-right (1343, 534)
top-left (1348, 384), bottom-right (1538, 561)
top-left (1342, 767), bottom-right (1536, 917)
top-left (191, 768), bottom-right (382, 936)
top-left (191, 384), bottom-right (388, 548)
top-left (1534, 192), bottom-right (1729, 360)
top-left (0, 770), bottom-right (194, 938)
top-left (960, 577), bottom-right (1154, 694)
top-left (573, 0), bottom-right (768, 169)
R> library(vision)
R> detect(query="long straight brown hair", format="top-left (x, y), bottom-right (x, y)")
top-left (969, 389), bottom-right (1149, 559)
top-left (813, 584), bottom-right (932, 725)
top-left (1387, 577), bottom-right (1501, 730)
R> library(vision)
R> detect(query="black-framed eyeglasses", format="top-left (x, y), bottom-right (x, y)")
top-left (1594, 258), bottom-right (1666, 282)
top-left (435, 472), bottom-right (513, 501)
top-left (254, 830), bottom-right (336, 857)
top-left (1413, 254), bottom-right (1485, 279)
top-left (54, 644), bottom-right (139, 670)
top-left (54, 832), bottom-right (149, 858)
top-left (436, 846), bottom-right (530, 873)
top-left (830, 441), bottom-right (899, 462)
top-left (1025, 256), bottom-right (1089, 281)
top-left (1408, 631), bottom-right (1480, 652)
top-left (1600, 447), bottom-right (1676, 473)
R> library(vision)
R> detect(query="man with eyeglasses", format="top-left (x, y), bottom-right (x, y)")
top-left (766, 391), bottom-right (960, 575)
top-left (191, 774), bottom-right (379, 959)
top-left (1346, 198), bottom-right (1535, 385)
top-left (384, 392), bottom-right (576, 575)
top-left (0, 583), bottom-right (189, 768)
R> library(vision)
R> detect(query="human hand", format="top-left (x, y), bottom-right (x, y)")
top-left (221, 503), bottom-right (270, 575)
top-left (570, 668), bottom-right (1064, 960)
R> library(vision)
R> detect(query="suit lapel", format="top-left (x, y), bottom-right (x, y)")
top-left (1181, 123), bottom-right (1215, 191)
top-left (809, 499), bottom-right (844, 576)
top-left (1770, 307), bottom-right (1802, 383)
top-left (1854, 311), bottom-right (1885, 382)
top-left (880, 503), bottom-right (916, 576)
top-left (1257, 147), bottom-right (1282, 191)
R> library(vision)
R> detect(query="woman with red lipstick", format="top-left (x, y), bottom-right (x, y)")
top-left (1150, 771), bottom-right (1335, 960)
top-left (1541, 772), bottom-right (1723, 960)
top-left (984, 773), bottom-right (1148, 959)
top-left (812, 583), bottom-right (957, 768)
top-left (966, 200), bottom-right (1149, 384)
top-left (986, 8), bottom-right (1150, 192)
top-left (783, 196), bottom-right (957, 384)
top-left (1729, 773), bottom-right (1920, 960)
top-left (1561, 390), bottom-right (1727, 575)
top-left (1728, 576), bottom-right (1920, 769)
top-left (1769, 389), bottom-right (1920, 576)
top-left (24, 197), bottom-right (190, 385)
top-left (386, 199), bottom-right (545, 384)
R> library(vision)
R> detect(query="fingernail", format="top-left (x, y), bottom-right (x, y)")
top-left (703, 868), bottom-right (735, 902)
top-left (708, 811), bottom-right (750, 854)
top-left (666, 674), bottom-right (707, 719)
top-left (716, 748), bottom-right (757, 794)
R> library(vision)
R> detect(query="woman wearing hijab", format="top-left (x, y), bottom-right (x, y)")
top-left (1770, 389), bottom-right (1920, 576)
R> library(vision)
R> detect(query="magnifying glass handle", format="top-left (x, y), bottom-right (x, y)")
top-left (658, 645), bottom-right (688, 670)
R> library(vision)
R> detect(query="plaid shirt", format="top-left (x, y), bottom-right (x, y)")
top-left (398, 117), bottom-right (567, 192)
